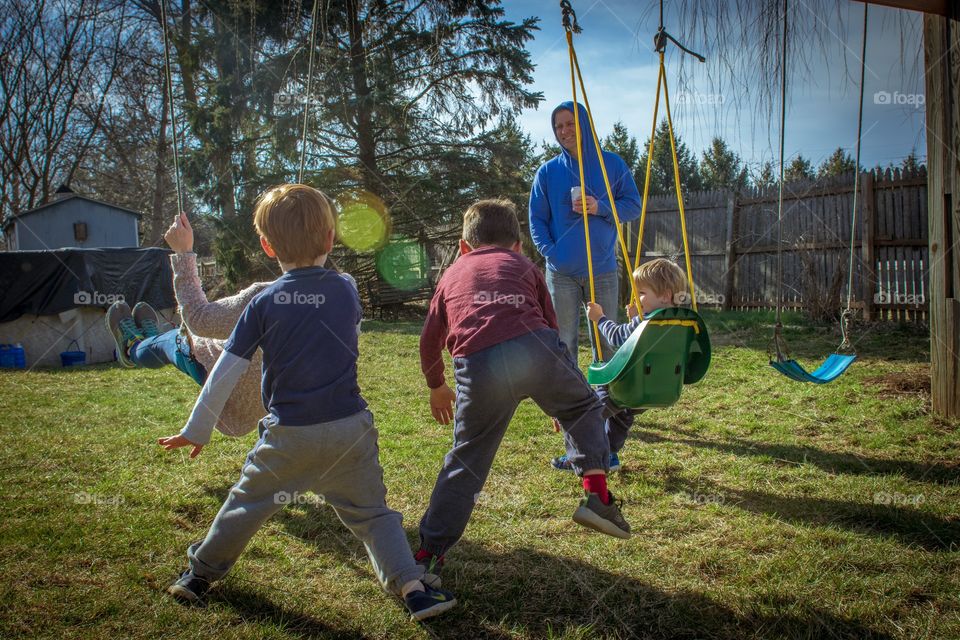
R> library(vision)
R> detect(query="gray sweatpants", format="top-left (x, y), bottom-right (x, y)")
top-left (187, 410), bottom-right (424, 595)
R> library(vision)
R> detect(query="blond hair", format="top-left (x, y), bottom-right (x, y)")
top-left (462, 198), bottom-right (521, 249)
top-left (633, 258), bottom-right (687, 299)
top-left (253, 184), bottom-right (335, 265)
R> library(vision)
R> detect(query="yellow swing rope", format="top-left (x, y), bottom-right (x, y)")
top-left (633, 52), bottom-right (699, 312)
top-left (565, 30), bottom-right (605, 359)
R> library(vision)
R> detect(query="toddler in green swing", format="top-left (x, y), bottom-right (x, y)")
top-left (550, 258), bottom-right (688, 472)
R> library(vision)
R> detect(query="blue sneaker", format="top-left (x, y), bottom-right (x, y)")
top-left (551, 453), bottom-right (621, 473)
top-left (404, 583), bottom-right (456, 621)
top-left (167, 569), bottom-right (210, 604)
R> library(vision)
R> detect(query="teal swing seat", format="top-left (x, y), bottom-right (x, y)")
top-left (769, 353), bottom-right (856, 384)
top-left (586, 307), bottom-right (711, 410)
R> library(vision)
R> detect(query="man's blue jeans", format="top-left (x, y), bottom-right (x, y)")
top-left (129, 328), bottom-right (207, 385)
top-left (546, 269), bottom-right (619, 362)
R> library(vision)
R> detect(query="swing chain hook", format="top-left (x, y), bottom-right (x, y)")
top-left (769, 321), bottom-right (791, 363)
top-left (653, 26), bottom-right (706, 62)
top-left (838, 308), bottom-right (854, 353)
top-left (560, 0), bottom-right (581, 34)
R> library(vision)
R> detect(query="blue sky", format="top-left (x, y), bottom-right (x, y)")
top-left (501, 0), bottom-right (927, 176)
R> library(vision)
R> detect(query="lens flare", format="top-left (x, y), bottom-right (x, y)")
top-left (336, 191), bottom-right (390, 252)
top-left (376, 235), bottom-right (430, 291)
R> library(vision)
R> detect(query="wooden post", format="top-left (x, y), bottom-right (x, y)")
top-left (860, 172), bottom-right (877, 321)
top-left (723, 192), bottom-right (739, 310)
top-left (924, 8), bottom-right (959, 417)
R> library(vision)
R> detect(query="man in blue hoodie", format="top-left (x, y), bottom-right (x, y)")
top-left (529, 101), bottom-right (642, 363)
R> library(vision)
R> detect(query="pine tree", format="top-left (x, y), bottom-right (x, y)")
top-left (753, 161), bottom-right (777, 190)
top-left (637, 120), bottom-right (702, 196)
top-left (700, 137), bottom-right (748, 192)
top-left (603, 121), bottom-right (640, 178)
top-left (784, 155), bottom-right (815, 182)
top-left (817, 147), bottom-right (858, 177)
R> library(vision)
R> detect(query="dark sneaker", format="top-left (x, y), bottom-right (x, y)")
top-left (132, 302), bottom-right (162, 338)
top-left (105, 301), bottom-right (143, 367)
top-left (404, 583), bottom-right (456, 621)
top-left (416, 553), bottom-right (443, 588)
top-left (551, 454), bottom-right (621, 473)
top-left (167, 569), bottom-right (211, 604)
top-left (572, 491), bottom-right (631, 539)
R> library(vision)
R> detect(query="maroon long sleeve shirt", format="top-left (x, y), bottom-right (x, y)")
top-left (420, 246), bottom-right (559, 389)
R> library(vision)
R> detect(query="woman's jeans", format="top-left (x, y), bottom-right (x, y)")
top-left (129, 328), bottom-right (208, 385)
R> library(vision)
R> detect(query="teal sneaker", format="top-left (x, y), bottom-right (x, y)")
top-left (551, 453), bottom-right (621, 473)
top-left (404, 583), bottom-right (456, 621)
top-left (132, 302), bottom-right (162, 338)
top-left (105, 301), bottom-right (144, 367)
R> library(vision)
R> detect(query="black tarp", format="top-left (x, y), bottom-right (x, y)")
top-left (0, 248), bottom-right (176, 323)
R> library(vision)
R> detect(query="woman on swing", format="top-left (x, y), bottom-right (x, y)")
top-left (105, 212), bottom-right (357, 437)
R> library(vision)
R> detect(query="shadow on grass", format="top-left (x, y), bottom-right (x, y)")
top-left (269, 505), bottom-right (892, 639)
top-left (635, 427), bottom-right (959, 485)
top-left (208, 581), bottom-right (368, 640)
top-left (660, 473), bottom-right (959, 552)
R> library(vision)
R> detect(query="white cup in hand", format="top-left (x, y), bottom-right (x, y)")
top-left (571, 186), bottom-right (582, 208)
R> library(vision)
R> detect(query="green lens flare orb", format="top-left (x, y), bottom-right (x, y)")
top-left (376, 236), bottom-right (429, 291)
top-left (336, 191), bottom-right (390, 252)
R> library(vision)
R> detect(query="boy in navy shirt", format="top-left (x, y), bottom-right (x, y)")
top-left (158, 184), bottom-right (456, 621)
top-left (414, 199), bottom-right (632, 586)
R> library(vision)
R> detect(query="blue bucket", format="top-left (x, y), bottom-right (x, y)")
top-left (60, 340), bottom-right (86, 367)
top-left (0, 344), bottom-right (26, 369)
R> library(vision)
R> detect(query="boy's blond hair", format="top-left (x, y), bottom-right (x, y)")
top-left (463, 199), bottom-right (521, 249)
top-left (633, 258), bottom-right (687, 299)
top-left (253, 184), bottom-right (335, 265)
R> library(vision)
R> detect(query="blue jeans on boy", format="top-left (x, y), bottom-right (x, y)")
top-left (419, 328), bottom-right (610, 556)
top-left (546, 269), bottom-right (619, 362)
top-left (129, 328), bottom-right (207, 385)
top-left (597, 387), bottom-right (643, 454)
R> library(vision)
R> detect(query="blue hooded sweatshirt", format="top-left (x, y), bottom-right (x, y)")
top-left (528, 101), bottom-right (642, 278)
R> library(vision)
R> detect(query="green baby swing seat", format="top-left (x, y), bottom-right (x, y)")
top-left (586, 307), bottom-right (711, 410)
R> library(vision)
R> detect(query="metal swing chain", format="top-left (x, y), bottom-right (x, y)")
top-left (839, 4), bottom-right (869, 354)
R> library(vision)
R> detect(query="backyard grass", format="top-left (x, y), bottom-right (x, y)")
top-left (0, 311), bottom-right (957, 639)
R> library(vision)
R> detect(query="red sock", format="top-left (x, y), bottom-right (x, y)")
top-left (583, 473), bottom-right (610, 505)
top-left (414, 548), bottom-right (432, 562)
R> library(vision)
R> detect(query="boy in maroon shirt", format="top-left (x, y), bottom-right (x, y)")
top-left (415, 199), bottom-right (631, 585)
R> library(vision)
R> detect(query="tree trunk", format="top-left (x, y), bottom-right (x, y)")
top-left (346, 0), bottom-right (382, 197)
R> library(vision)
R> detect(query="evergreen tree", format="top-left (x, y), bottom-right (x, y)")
top-left (784, 155), bottom-right (815, 182)
top-left (603, 121), bottom-right (640, 179)
top-left (817, 147), bottom-right (858, 177)
top-left (752, 161), bottom-right (777, 190)
top-left (700, 137), bottom-right (748, 191)
top-left (637, 120), bottom-right (702, 196)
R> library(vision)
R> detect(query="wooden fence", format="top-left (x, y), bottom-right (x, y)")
top-left (625, 166), bottom-right (929, 322)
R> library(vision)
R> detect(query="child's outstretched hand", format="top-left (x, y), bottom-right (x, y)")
top-left (626, 303), bottom-right (639, 320)
top-left (429, 383), bottom-right (456, 425)
top-left (586, 302), bottom-right (604, 323)
top-left (158, 434), bottom-right (204, 458)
